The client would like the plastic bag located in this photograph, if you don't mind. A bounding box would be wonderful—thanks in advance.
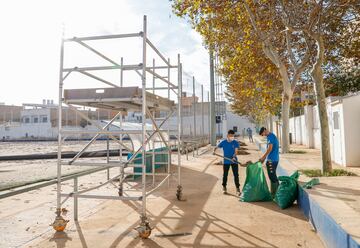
[240,162,272,202]
[274,171,299,209]
[302,178,320,189]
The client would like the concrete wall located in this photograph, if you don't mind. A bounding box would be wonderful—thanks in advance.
[288,93,360,167]
[289,115,306,145]
[342,94,360,166]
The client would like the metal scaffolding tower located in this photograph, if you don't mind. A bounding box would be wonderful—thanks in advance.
[52,16,183,238]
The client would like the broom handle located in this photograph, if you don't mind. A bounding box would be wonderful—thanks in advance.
[213,153,241,165]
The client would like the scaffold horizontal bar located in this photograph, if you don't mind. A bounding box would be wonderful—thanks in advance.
[60,130,143,135]
[63,64,142,72]
[125,172,171,176]
[64,33,142,42]
[60,162,143,168]
[145,87,178,90]
[60,193,142,201]
[148,65,178,69]
[145,151,169,155]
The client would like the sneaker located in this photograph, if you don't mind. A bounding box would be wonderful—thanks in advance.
[236,188,241,196]
[222,186,227,194]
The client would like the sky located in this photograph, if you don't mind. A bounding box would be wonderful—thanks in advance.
[0,0,210,106]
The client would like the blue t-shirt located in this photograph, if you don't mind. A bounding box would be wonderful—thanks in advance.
[267,132,279,162]
[218,139,240,164]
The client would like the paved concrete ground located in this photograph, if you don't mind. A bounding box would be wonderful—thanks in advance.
[255,137,360,245]
[0,140,323,248]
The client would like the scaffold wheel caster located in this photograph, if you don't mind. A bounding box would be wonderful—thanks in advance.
[176,185,184,201]
[51,215,69,232]
[135,215,152,239]
[118,186,123,196]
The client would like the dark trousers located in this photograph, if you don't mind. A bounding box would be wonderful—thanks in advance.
[266,161,279,183]
[222,164,240,188]
[266,161,279,196]
[248,135,253,143]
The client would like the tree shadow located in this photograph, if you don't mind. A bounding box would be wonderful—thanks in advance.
[107,165,282,248]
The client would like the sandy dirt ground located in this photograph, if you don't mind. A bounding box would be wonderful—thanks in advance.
[0,141,130,190]
[0,140,126,156]
[0,140,323,248]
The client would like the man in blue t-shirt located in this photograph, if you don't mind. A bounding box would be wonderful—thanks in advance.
[259,127,279,197]
[246,127,253,143]
[213,130,240,195]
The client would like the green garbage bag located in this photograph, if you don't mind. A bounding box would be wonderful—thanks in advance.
[240,162,272,202]
[274,171,299,209]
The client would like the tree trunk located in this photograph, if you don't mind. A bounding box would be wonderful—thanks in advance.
[281,89,292,153]
[311,35,332,172]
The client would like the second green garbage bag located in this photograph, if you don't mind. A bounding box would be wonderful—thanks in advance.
[240,162,272,202]
[274,171,299,209]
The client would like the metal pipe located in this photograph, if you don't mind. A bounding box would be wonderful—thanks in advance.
[168,58,171,99]
[74,177,78,221]
[208,91,211,143]
[201,85,204,137]
[63,64,142,72]
[61,162,140,167]
[177,55,182,186]
[141,15,147,218]
[193,76,196,137]
[146,38,170,66]
[76,40,119,66]
[209,50,216,145]
[77,70,119,88]
[145,87,178,90]
[56,35,65,215]
[152,59,155,94]
[146,108,170,148]
[152,110,155,186]
[106,126,110,180]
[69,112,122,164]
[120,57,124,87]
[145,68,178,95]
[60,194,142,201]
[145,175,171,197]
[60,130,144,135]
[124,110,174,169]
[66,104,132,151]
[64,32,141,42]
[119,112,124,194]
[0,165,114,199]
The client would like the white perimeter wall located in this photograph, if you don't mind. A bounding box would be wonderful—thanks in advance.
[286,94,360,167]
[342,94,360,166]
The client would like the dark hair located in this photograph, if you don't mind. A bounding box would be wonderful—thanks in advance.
[228,130,235,135]
[259,127,266,135]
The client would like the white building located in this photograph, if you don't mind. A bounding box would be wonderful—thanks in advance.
[274,92,360,167]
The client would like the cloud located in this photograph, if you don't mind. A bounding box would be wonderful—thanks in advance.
[0,0,209,105]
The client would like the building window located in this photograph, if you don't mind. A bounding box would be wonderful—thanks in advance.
[40,115,48,123]
[233,126,238,132]
[333,112,340,130]
[23,116,30,124]
[33,116,39,123]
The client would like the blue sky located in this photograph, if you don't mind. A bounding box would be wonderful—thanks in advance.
[0,0,210,105]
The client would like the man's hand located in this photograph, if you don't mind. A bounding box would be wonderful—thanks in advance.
[259,157,265,163]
